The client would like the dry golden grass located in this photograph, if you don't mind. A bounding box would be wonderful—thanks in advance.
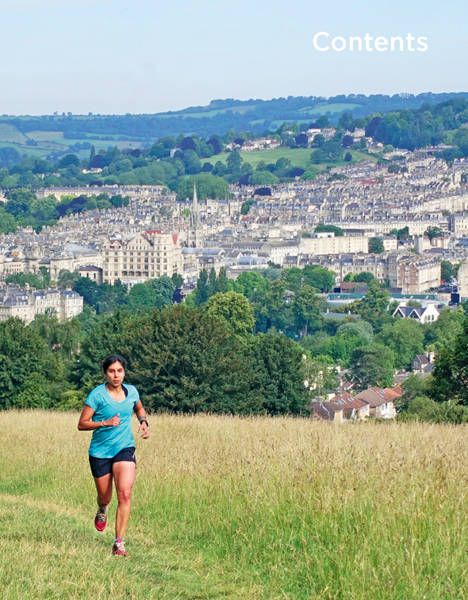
[1,411,468,599]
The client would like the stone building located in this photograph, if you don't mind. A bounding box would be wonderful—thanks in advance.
[101,230,184,285]
[299,232,368,256]
[0,284,83,324]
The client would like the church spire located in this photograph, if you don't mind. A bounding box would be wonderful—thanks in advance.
[187,182,203,247]
[191,183,201,228]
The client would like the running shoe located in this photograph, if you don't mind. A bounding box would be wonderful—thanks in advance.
[94,506,108,532]
[112,540,128,556]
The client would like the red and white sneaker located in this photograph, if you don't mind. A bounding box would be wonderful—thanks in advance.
[94,506,108,532]
[112,539,128,556]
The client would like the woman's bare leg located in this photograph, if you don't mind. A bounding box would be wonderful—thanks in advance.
[94,473,113,509]
[112,461,136,539]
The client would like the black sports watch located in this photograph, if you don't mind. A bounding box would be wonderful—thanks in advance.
[139,417,148,426]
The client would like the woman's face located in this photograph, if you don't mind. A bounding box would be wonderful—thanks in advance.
[105,361,125,387]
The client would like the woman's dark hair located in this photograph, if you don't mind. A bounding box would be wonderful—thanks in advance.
[102,355,127,373]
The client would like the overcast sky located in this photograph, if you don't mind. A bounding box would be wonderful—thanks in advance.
[0,0,466,115]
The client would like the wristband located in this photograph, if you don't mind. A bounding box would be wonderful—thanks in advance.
[100,421,105,428]
[139,417,148,426]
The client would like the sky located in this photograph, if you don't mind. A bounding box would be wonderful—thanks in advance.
[0,0,466,115]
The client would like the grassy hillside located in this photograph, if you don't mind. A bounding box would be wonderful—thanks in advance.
[1,411,467,599]
[202,148,375,171]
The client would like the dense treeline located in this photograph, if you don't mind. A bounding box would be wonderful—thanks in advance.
[5,92,468,140]
[0,188,130,233]
[340,98,468,158]
[2,260,468,420]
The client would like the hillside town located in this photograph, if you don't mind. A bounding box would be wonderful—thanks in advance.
[1,147,468,418]
[2,151,468,294]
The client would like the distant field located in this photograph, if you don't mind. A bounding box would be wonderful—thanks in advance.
[1,411,468,599]
[0,123,27,143]
[159,104,258,119]
[299,102,362,116]
[202,147,375,170]
[28,130,64,141]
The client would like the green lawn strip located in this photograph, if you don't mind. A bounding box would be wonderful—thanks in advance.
[0,495,254,600]
[201,148,375,171]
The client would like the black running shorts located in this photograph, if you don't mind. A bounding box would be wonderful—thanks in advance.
[89,447,136,478]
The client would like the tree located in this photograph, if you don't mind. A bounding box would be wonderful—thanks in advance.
[216,267,229,294]
[349,344,395,390]
[128,283,155,308]
[249,171,279,186]
[177,174,230,201]
[29,196,57,222]
[389,226,409,241]
[206,292,255,338]
[440,260,459,283]
[315,224,344,237]
[0,318,58,408]
[339,112,354,130]
[352,282,391,330]
[311,134,325,147]
[337,320,374,344]
[281,265,335,293]
[255,280,290,333]
[316,116,329,128]
[226,150,243,174]
[425,226,444,240]
[58,154,80,169]
[250,331,311,415]
[232,270,270,298]
[146,275,175,307]
[376,319,424,370]
[369,237,385,254]
[0,208,17,234]
[171,273,184,288]
[6,272,44,289]
[424,306,465,351]
[159,205,173,219]
[71,305,261,414]
[195,269,209,306]
[353,272,376,284]
[291,285,323,336]
[207,267,218,299]
[14,373,51,409]
[344,152,352,162]
[4,188,36,217]
[341,135,354,148]
[57,269,80,289]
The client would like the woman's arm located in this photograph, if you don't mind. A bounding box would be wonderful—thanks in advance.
[77,404,120,431]
[134,400,149,439]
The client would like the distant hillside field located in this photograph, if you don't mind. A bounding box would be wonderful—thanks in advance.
[202,148,376,170]
[1,411,467,599]
[0,123,27,143]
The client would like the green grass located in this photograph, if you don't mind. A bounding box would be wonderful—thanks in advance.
[0,123,27,143]
[1,411,468,599]
[159,105,258,119]
[202,148,376,171]
[27,130,65,141]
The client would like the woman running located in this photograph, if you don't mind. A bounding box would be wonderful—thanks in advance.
[78,355,149,556]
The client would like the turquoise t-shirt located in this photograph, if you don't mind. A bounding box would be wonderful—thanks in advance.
[85,383,140,459]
